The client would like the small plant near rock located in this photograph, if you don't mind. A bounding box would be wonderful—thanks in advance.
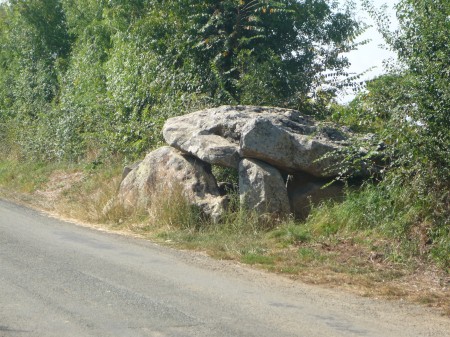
[146,182,207,231]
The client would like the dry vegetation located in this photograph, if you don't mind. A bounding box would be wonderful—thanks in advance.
[0,161,448,317]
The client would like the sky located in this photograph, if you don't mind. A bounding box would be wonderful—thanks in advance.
[338,0,399,101]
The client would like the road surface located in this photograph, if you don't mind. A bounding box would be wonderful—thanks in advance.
[0,199,449,337]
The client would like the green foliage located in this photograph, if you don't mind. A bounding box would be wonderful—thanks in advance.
[327,1,449,270]
[0,0,360,162]
[395,1,450,179]
[178,0,361,106]
[12,0,72,58]
[329,74,416,132]
[360,0,450,182]
[305,182,449,269]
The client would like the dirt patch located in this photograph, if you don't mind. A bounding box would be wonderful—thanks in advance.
[34,171,84,201]
[33,171,85,209]
[272,237,450,316]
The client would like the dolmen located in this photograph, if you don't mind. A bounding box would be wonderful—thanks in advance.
[117,105,366,222]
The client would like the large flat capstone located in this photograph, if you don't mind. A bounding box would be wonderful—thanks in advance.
[163,105,351,177]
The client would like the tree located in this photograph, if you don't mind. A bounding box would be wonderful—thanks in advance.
[394,0,450,180]
[12,0,72,58]
[170,0,361,106]
[361,0,450,180]
[0,0,362,161]
[347,0,450,266]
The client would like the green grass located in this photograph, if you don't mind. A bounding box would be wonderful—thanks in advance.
[1,156,447,271]
[0,160,58,193]
[304,182,449,270]
[241,252,275,266]
[0,156,448,313]
[270,223,312,247]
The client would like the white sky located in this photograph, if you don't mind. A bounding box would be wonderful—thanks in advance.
[339,0,399,101]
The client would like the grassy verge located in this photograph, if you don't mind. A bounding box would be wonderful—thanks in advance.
[0,157,448,315]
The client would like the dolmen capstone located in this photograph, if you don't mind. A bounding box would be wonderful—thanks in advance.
[118,105,364,221]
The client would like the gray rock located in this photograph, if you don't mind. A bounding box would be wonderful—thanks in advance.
[122,160,142,180]
[163,105,350,177]
[240,118,341,177]
[239,159,290,216]
[118,146,226,221]
[287,172,344,220]
[163,107,244,169]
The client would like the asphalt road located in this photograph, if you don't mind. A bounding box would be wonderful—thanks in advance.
[1,199,449,337]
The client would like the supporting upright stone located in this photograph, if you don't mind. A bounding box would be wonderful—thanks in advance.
[118,146,227,221]
[239,159,290,216]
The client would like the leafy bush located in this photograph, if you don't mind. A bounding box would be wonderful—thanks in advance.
[321,1,450,269]
[0,0,361,163]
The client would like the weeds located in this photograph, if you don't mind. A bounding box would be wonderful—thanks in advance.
[146,182,206,230]
[0,157,448,313]
[0,160,60,194]
[242,252,275,266]
[305,182,449,270]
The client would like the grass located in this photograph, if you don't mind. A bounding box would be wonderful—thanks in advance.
[0,160,58,193]
[0,156,448,315]
[145,182,207,230]
[241,252,275,266]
